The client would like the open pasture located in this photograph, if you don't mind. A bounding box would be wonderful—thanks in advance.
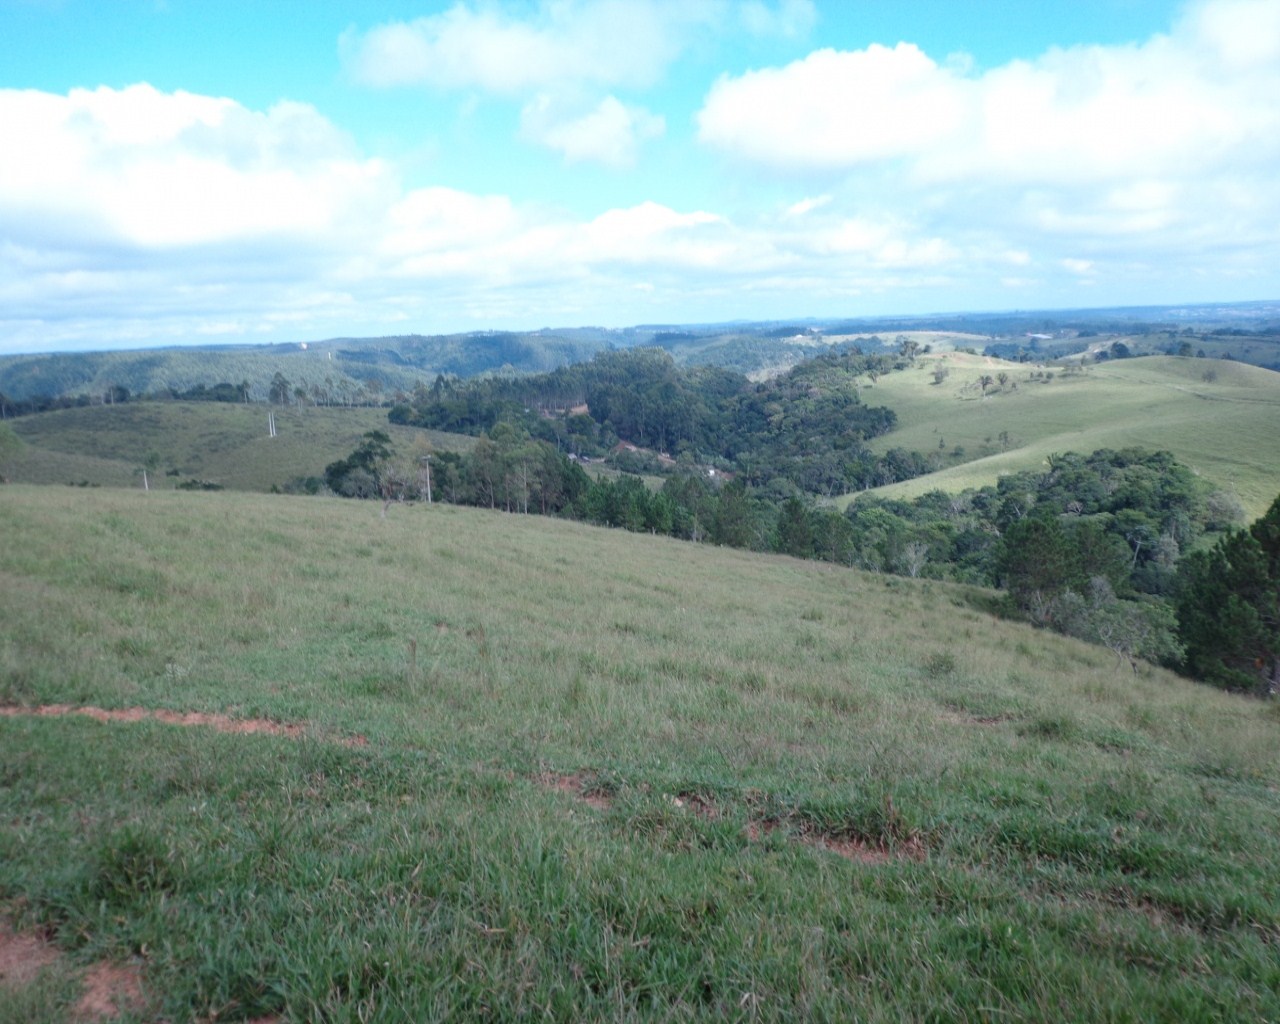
[854,355,1280,518]
[1,486,1278,1021]
[5,403,472,493]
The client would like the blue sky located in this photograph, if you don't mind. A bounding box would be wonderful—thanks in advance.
[1,0,1276,353]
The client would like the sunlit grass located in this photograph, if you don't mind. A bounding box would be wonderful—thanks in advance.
[853,354,1280,518]
[1,486,1278,1021]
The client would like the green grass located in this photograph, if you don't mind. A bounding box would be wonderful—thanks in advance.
[6,403,473,492]
[1,485,1278,1021]
[852,354,1280,519]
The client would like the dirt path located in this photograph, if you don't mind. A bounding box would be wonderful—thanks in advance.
[0,704,367,746]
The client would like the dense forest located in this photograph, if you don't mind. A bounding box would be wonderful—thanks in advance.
[388,346,927,496]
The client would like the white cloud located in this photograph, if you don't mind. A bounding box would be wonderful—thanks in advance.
[0,84,390,250]
[695,0,1280,294]
[520,94,665,167]
[341,0,718,94]
[381,187,521,259]
[700,1,1280,184]
[1183,0,1280,67]
[0,82,805,348]
[784,195,831,217]
[699,44,967,169]
[5,2,1280,361]
[340,0,821,170]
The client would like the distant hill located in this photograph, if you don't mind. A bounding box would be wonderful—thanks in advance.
[8,346,1280,519]
[4,300,1278,406]
[0,331,618,404]
[852,353,1280,519]
[4,403,474,492]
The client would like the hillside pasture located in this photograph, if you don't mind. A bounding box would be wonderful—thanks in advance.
[1,486,1278,1021]
[5,402,473,492]
[853,354,1280,518]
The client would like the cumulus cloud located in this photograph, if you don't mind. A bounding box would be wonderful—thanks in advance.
[341,0,718,94]
[696,0,1280,291]
[5,0,1279,356]
[699,0,1280,182]
[784,195,831,217]
[340,0,728,168]
[0,82,797,348]
[0,84,390,250]
[520,94,665,167]
[700,43,967,169]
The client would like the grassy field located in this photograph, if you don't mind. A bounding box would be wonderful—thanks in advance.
[852,354,1280,518]
[4,404,473,493]
[1,485,1278,1021]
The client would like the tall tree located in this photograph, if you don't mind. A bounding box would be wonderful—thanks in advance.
[1176,494,1280,694]
[774,497,813,558]
[996,516,1083,622]
[268,372,292,406]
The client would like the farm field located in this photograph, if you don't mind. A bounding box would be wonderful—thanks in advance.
[854,354,1280,519]
[2,486,1278,1021]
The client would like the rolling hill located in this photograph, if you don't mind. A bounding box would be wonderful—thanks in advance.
[853,353,1280,519]
[1,486,1278,1021]
[3,403,474,493]
[4,301,1277,411]
[8,348,1280,524]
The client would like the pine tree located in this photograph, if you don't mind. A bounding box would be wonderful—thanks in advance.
[996,516,1083,622]
[1176,494,1280,694]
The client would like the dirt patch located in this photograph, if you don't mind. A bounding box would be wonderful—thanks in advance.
[745,818,927,865]
[743,818,782,843]
[2,919,147,1022]
[0,704,366,747]
[0,704,304,737]
[802,831,928,865]
[537,772,613,810]
[0,921,59,989]
[76,960,145,1021]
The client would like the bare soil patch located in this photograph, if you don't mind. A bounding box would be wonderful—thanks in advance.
[746,817,927,865]
[0,704,366,747]
[0,703,304,737]
[76,960,145,1021]
[802,830,928,865]
[1,919,147,1022]
[537,772,613,810]
[0,920,59,989]
[539,772,927,866]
